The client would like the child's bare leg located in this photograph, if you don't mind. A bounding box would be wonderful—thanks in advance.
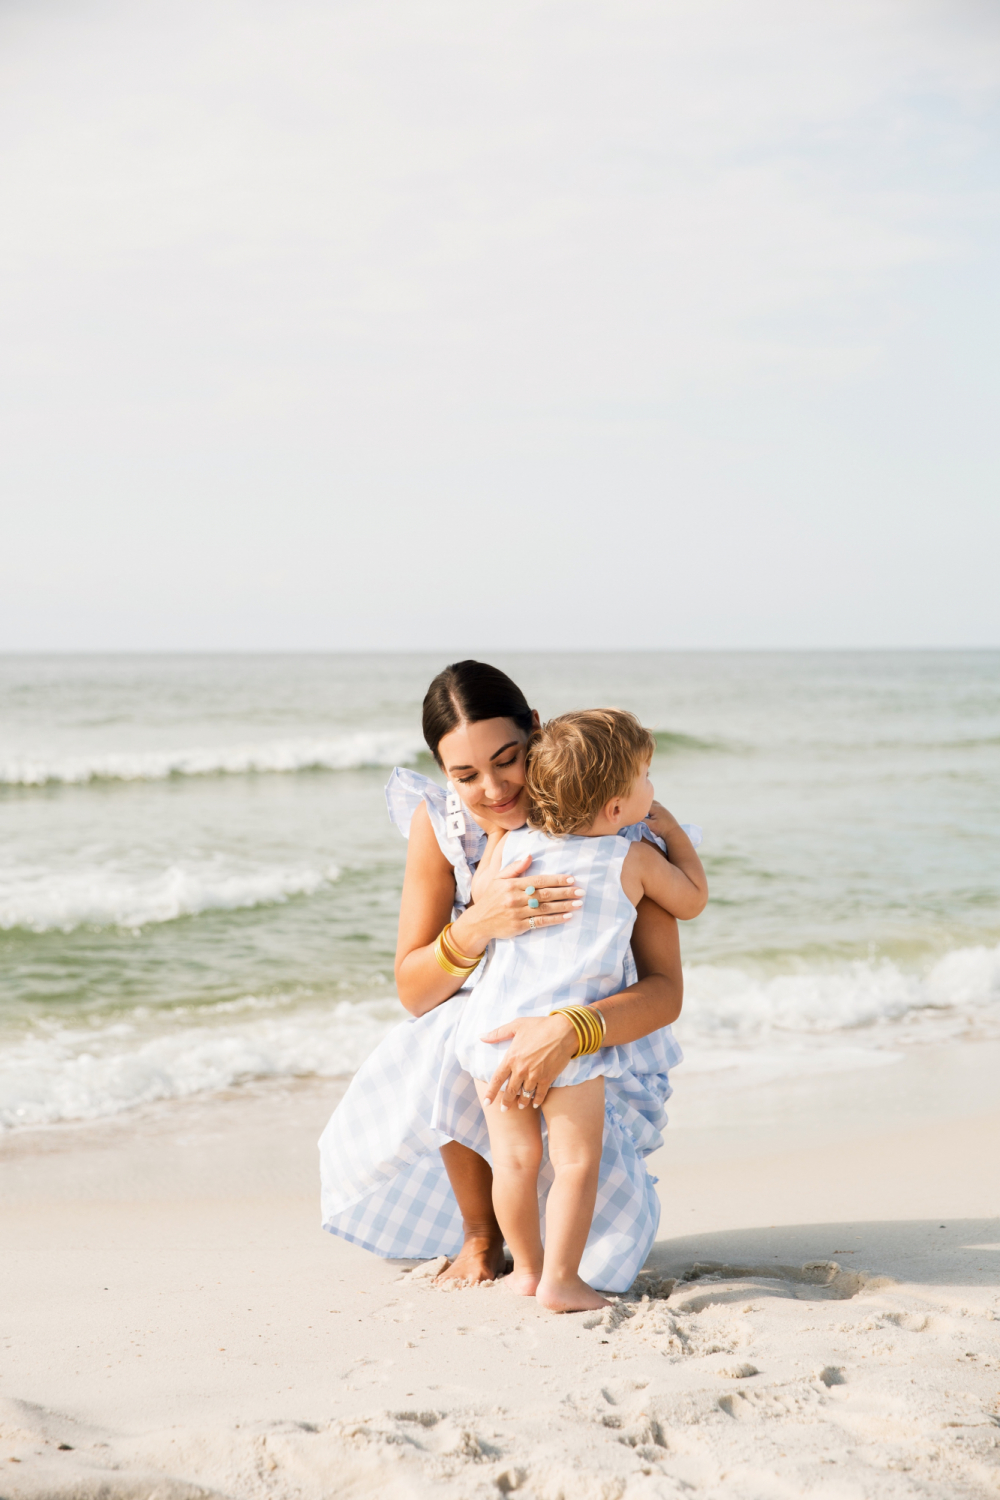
[537,1077,609,1313]
[474,1080,544,1295]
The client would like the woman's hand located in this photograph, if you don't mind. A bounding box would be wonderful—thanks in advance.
[456,841,582,951]
[477,899,685,1108]
[478,1013,578,1112]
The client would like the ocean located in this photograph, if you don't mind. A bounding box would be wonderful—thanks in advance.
[1,651,998,1131]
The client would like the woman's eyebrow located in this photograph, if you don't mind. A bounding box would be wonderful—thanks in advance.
[446,740,519,774]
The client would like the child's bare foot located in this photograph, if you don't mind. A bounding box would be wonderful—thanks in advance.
[503,1268,541,1297]
[435,1233,507,1286]
[537,1273,610,1313]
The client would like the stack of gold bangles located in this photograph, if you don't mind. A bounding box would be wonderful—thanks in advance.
[550,1004,607,1056]
[433,923,482,979]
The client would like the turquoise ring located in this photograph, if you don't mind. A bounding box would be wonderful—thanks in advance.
[528,897,540,909]
[525,886,535,895]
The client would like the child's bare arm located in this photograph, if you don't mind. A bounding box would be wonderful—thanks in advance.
[621,838,707,919]
[639,802,708,918]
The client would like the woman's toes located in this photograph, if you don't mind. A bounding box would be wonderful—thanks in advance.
[435,1239,506,1286]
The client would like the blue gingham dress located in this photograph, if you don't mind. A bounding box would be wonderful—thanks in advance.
[455,826,642,1087]
[318,768,685,1293]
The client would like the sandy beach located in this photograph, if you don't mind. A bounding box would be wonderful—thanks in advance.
[3,1041,998,1500]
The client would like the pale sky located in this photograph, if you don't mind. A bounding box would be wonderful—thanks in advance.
[1,0,998,650]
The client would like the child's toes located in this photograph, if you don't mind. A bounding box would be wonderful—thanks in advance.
[537,1278,609,1313]
[503,1271,540,1297]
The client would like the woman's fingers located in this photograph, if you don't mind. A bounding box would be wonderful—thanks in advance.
[481,1014,577,1108]
[482,1060,509,1106]
[479,1023,517,1043]
[538,876,583,892]
[502,1067,540,1111]
[524,874,582,894]
[529,1078,551,1109]
[498,866,575,891]
[536,888,584,910]
[492,872,585,938]
[515,1075,539,1109]
[482,1064,533,1109]
[498,1068,524,1112]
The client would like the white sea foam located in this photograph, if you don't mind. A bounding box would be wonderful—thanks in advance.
[680,942,1000,1045]
[0,999,399,1129]
[0,860,340,932]
[0,730,424,786]
[1,942,998,1130]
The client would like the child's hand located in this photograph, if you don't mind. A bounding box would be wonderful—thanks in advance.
[643,800,680,841]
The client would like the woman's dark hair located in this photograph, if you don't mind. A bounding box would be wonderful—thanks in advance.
[422,660,534,766]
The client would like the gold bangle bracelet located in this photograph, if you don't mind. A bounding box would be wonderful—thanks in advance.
[433,924,480,978]
[433,936,474,978]
[439,923,482,969]
[550,1004,607,1057]
[572,1010,601,1055]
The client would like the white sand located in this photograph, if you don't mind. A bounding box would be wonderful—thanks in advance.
[2,1048,999,1499]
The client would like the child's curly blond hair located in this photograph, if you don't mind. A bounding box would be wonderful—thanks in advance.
[525,709,655,837]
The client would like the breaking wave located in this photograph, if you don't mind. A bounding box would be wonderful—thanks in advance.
[0,998,399,1130]
[0,860,340,932]
[682,942,1000,1043]
[2,942,998,1129]
[0,731,425,787]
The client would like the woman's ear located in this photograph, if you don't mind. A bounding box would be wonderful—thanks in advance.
[530,708,541,731]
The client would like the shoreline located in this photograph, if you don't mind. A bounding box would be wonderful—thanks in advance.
[2,1046,999,1498]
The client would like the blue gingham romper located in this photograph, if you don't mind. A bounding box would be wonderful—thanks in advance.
[318,768,687,1293]
[455,825,645,1088]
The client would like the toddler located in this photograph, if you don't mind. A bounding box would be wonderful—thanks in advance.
[454,709,702,1312]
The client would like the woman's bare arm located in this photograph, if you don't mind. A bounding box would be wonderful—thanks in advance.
[479,898,683,1107]
[600,897,683,1035]
[394,803,469,1016]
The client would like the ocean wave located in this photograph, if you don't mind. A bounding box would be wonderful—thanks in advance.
[680,941,1000,1045]
[1,941,998,1130]
[0,999,399,1129]
[650,730,729,754]
[0,731,425,787]
[0,860,340,932]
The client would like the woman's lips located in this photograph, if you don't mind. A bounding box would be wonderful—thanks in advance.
[486,793,520,813]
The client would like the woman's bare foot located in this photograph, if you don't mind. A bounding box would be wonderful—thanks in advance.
[537,1273,610,1313]
[502,1268,540,1297]
[434,1232,507,1286]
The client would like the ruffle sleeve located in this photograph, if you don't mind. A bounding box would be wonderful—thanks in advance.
[385,766,487,912]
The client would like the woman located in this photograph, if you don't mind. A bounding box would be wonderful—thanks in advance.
[319,661,705,1292]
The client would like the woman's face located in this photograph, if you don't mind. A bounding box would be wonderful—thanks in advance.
[436,714,539,833]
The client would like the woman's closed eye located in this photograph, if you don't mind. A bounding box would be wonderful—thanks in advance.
[457,753,518,785]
